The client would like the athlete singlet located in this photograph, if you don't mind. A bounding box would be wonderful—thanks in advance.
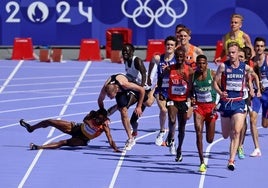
[108,74,126,92]
[81,122,104,140]
[259,56,268,90]
[125,56,142,84]
[224,30,245,50]
[155,54,176,98]
[221,61,246,99]
[168,63,190,102]
[193,69,217,103]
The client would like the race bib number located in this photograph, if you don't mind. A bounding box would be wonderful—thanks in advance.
[196,92,212,102]
[226,81,242,91]
[171,85,186,95]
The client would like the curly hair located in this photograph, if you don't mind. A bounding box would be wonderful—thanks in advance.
[83,108,109,126]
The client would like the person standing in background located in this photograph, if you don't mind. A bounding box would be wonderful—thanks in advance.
[214,13,254,64]
[177,27,203,70]
[175,24,187,48]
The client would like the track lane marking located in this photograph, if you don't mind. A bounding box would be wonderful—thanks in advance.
[47,61,92,138]
[0,60,23,93]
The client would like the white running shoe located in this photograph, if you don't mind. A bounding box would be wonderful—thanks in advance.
[250,148,261,157]
[125,138,136,151]
[155,131,166,146]
[169,140,176,155]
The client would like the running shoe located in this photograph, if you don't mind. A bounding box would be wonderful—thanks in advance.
[125,138,136,150]
[19,119,33,133]
[175,152,183,162]
[169,140,176,155]
[250,148,261,157]
[227,160,235,171]
[199,163,207,173]
[155,131,166,146]
[165,137,174,147]
[29,143,38,150]
[237,146,245,159]
[165,138,172,147]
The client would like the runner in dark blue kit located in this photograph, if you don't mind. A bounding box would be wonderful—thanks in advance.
[213,42,256,171]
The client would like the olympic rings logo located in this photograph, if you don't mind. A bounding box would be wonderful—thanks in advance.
[121,0,188,28]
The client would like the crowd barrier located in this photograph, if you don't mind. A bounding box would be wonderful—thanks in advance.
[7,37,220,63]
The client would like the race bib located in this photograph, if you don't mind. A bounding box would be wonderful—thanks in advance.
[171,85,186,95]
[196,92,212,102]
[226,81,242,91]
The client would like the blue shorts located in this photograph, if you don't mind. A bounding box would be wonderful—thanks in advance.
[219,99,246,117]
[261,90,268,118]
[154,87,168,99]
[250,96,261,113]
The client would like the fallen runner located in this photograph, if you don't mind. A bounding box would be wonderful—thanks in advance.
[19,108,121,152]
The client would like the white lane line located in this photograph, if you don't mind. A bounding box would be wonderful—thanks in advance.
[0,60,23,93]
[108,131,157,188]
[4,79,106,87]
[0,92,102,104]
[0,111,93,129]
[108,120,194,188]
[0,73,112,81]
[18,61,92,187]
[109,149,127,188]
[47,61,92,138]
[0,99,115,114]
[198,137,223,188]
[198,125,264,188]
[18,133,67,188]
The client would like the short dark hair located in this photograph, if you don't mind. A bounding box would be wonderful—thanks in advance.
[175,24,186,31]
[242,46,251,55]
[196,54,207,61]
[174,47,186,55]
[97,108,108,117]
[254,37,266,46]
[164,36,178,46]
[123,43,135,52]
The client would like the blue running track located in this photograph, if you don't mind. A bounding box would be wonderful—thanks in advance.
[0,60,267,188]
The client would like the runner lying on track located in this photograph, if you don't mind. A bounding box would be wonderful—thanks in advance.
[19,108,121,152]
